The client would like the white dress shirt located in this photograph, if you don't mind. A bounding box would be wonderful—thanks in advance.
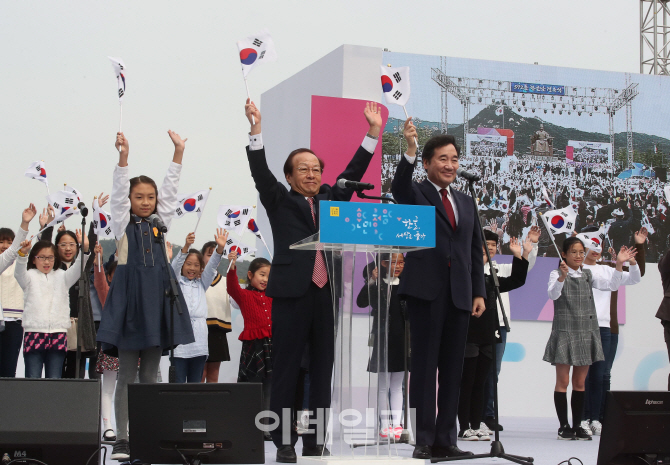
[547,266,623,301]
[403,152,459,225]
[582,263,641,327]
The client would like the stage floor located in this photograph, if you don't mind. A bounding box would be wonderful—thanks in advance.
[102,417,600,464]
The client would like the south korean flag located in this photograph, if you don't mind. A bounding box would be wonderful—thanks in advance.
[217,205,253,236]
[237,29,278,78]
[24,161,49,187]
[543,206,577,235]
[92,198,115,239]
[174,189,210,218]
[224,236,257,262]
[380,66,411,107]
[47,187,81,215]
[108,56,126,102]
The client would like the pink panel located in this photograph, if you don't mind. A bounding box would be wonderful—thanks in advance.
[310,96,388,201]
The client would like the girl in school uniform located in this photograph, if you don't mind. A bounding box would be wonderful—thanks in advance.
[96,130,194,461]
[170,229,228,383]
[200,240,233,383]
[0,204,36,377]
[227,253,272,440]
[544,236,637,440]
[15,226,89,379]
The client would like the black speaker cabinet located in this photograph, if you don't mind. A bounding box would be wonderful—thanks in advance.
[0,378,100,465]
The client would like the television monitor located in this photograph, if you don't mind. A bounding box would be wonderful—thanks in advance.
[128,382,265,464]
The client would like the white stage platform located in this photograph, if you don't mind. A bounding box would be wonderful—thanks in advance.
[101,417,600,465]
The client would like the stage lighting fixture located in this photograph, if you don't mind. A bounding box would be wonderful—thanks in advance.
[522,101,525,106]
[513,100,517,105]
[458,78,462,82]
[478,97,482,103]
[595,106,598,111]
[551,96,554,100]
[498,81,501,86]
[479,80,483,84]
[551,110,555,114]
[591,88,596,93]
[544,109,547,114]
[612,111,615,116]
[589,112,593,116]
[532,109,535,113]
[559,110,563,115]
[524,108,527,112]
[501,99,506,105]
[517,107,521,112]
[582,105,585,110]
[614,89,618,93]
[552,103,556,108]
[568,111,571,115]
[573,87,577,92]
[560,97,563,101]
[562,104,565,108]
[573,105,576,110]
[578,112,582,116]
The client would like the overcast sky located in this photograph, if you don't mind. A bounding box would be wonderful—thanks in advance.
[0,0,642,245]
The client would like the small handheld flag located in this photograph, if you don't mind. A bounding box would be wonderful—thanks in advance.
[248,218,272,259]
[107,56,126,136]
[218,205,253,236]
[576,227,606,253]
[34,207,80,241]
[380,65,411,107]
[174,189,211,219]
[538,213,563,260]
[47,187,82,217]
[24,161,49,193]
[92,198,114,271]
[224,236,258,273]
[237,29,277,79]
[543,206,577,236]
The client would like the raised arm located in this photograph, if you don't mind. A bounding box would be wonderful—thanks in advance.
[331,102,382,201]
[524,225,541,271]
[157,130,186,232]
[93,243,110,306]
[13,253,31,290]
[244,99,286,212]
[111,132,131,239]
[201,229,228,289]
[0,204,34,274]
[633,227,647,276]
[391,117,419,205]
[64,229,89,288]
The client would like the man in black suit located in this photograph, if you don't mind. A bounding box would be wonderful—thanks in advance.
[244,99,382,463]
[391,118,486,459]
[657,249,670,391]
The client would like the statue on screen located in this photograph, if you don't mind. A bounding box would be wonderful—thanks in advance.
[531,123,553,157]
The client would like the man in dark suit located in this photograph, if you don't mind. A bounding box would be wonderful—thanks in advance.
[391,118,486,459]
[244,99,382,463]
[657,249,670,391]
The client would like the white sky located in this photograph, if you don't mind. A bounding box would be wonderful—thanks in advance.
[0,0,643,245]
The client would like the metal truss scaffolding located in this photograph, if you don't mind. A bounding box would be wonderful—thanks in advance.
[641,0,670,75]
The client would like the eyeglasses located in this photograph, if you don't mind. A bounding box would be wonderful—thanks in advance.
[36,256,55,262]
[296,166,322,175]
[58,243,77,248]
[569,251,586,257]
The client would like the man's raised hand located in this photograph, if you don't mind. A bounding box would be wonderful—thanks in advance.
[364,102,382,138]
[404,117,418,156]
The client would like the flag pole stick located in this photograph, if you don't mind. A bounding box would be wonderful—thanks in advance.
[402,105,418,148]
[539,213,563,261]
[118,102,123,153]
[227,259,234,274]
[243,72,256,125]
[193,187,212,234]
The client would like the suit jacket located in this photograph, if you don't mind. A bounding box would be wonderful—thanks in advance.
[247,144,374,299]
[656,249,670,321]
[391,156,486,311]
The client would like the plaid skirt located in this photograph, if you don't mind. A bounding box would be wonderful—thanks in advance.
[238,337,272,382]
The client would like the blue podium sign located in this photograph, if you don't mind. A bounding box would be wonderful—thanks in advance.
[318,201,435,248]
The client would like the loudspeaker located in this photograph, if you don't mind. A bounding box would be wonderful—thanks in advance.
[655,167,667,182]
[0,378,100,465]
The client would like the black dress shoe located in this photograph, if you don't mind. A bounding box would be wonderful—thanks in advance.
[485,417,503,431]
[302,445,331,456]
[412,445,432,459]
[433,445,474,458]
[276,445,297,463]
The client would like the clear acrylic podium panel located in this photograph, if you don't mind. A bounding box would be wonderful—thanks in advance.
[291,233,431,460]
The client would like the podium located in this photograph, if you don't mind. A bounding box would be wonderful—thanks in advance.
[290,201,435,463]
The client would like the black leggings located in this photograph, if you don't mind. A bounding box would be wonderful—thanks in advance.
[458,350,493,431]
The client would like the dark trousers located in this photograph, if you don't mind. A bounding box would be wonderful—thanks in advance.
[0,320,24,377]
[62,350,87,379]
[484,326,507,418]
[585,327,612,422]
[174,355,208,383]
[459,349,493,431]
[407,286,470,448]
[270,283,334,448]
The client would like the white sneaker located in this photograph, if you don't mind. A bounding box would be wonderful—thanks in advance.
[580,420,593,436]
[590,420,602,436]
[475,428,491,441]
[479,422,493,435]
[296,410,309,434]
[458,429,479,441]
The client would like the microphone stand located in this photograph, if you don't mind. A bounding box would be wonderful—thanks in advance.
[75,208,89,379]
[154,227,183,384]
[432,178,533,465]
[355,189,397,204]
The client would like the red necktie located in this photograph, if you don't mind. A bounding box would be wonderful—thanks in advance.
[440,188,457,230]
[307,197,328,288]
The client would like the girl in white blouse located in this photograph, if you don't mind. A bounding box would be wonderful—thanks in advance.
[171,229,228,383]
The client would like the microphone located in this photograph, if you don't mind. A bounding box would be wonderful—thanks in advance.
[337,178,375,191]
[456,168,481,182]
[77,202,89,217]
[148,214,167,233]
